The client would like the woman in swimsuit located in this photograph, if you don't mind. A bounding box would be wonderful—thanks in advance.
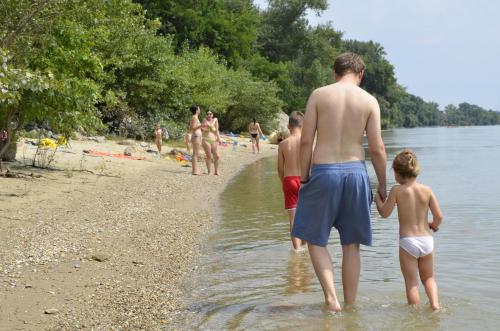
[248,118,264,154]
[190,105,204,175]
[201,111,221,175]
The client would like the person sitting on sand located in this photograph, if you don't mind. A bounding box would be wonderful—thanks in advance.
[375,149,443,310]
[201,110,221,175]
[248,118,264,154]
[277,111,307,251]
[154,123,162,155]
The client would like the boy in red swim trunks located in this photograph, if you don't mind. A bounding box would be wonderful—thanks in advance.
[278,111,307,251]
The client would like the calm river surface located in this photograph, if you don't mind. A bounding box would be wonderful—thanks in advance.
[180,126,500,330]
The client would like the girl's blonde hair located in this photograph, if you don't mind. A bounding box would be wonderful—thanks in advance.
[392,149,420,178]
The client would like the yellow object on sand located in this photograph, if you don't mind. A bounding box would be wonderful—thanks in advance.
[40,138,58,149]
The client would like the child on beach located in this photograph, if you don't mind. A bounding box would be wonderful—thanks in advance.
[154,123,162,155]
[277,111,307,251]
[375,149,443,310]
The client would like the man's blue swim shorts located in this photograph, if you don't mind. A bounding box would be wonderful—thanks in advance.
[291,161,373,247]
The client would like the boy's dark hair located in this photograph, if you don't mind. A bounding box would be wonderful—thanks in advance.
[190,104,199,114]
[289,111,304,128]
[393,149,420,178]
[333,52,365,77]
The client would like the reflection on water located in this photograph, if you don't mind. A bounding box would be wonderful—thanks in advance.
[180,126,500,330]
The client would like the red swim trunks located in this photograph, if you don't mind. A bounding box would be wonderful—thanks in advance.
[282,176,301,210]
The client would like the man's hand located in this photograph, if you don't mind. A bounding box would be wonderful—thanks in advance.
[377,185,387,202]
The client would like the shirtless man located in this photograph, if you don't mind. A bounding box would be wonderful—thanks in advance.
[291,52,387,312]
[278,111,307,251]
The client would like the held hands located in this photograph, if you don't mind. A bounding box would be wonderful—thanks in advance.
[377,185,387,202]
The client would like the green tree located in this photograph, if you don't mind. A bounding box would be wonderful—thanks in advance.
[135,0,261,67]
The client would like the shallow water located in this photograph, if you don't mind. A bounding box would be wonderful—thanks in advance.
[180,126,500,330]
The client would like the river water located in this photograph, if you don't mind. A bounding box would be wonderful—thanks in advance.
[179,126,500,330]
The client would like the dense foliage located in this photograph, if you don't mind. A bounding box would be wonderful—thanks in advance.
[1,0,498,160]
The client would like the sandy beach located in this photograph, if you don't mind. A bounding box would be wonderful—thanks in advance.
[0,136,275,330]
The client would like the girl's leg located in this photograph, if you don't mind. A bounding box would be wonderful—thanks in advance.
[191,138,201,175]
[211,142,220,175]
[202,141,212,174]
[156,138,161,154]
[256,136,260,153]
[251,138,256,154]
[399,248,421,305]
[418,252,440,310]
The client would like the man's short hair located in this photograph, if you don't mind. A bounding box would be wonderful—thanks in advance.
[289,111,304,128]
[333,52,365,77]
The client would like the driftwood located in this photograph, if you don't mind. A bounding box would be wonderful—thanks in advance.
[0,169,42,179]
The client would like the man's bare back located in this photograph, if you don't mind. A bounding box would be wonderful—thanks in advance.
[306,82,380,164]
[301,79,386,199]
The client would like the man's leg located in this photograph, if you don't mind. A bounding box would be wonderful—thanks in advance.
[342,243,360,305]
[308,243,341,312]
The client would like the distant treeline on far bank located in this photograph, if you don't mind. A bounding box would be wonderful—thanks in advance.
[1,1,499,160]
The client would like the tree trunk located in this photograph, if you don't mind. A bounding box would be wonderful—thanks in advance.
[0,140,17,161]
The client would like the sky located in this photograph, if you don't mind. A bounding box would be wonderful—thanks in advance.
[255,0,500,110]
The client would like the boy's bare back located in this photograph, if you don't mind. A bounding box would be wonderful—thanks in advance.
[278,134,301,177]
[391,182,439,237]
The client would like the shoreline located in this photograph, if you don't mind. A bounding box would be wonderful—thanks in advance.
[0,137,275,330]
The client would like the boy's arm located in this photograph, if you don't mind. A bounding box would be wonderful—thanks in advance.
[375,186,397,218]
[429,189,443,231]
[277,143,284,183]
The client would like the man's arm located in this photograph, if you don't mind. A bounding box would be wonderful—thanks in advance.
[277,143,284,183]
[366,98,387,200]
[300,90,318,182]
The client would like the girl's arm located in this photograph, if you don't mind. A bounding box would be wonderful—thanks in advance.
[429,189,443,231]
[375,186,397,218]
[257,123,264,136]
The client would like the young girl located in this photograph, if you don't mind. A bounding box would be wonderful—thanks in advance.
[375,149,443,310]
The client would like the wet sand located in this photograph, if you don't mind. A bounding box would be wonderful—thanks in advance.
[0,137,275,330]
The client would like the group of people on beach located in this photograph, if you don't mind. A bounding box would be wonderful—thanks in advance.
[277,52,443,312]
[185,104,266,175]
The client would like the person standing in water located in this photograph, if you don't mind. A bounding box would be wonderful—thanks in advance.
[291,52,387,312]
[189,104,204,175]
[248,118,264,154]
[201,110,221,175]
[278,111,307,251]
[375,149,443,310]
